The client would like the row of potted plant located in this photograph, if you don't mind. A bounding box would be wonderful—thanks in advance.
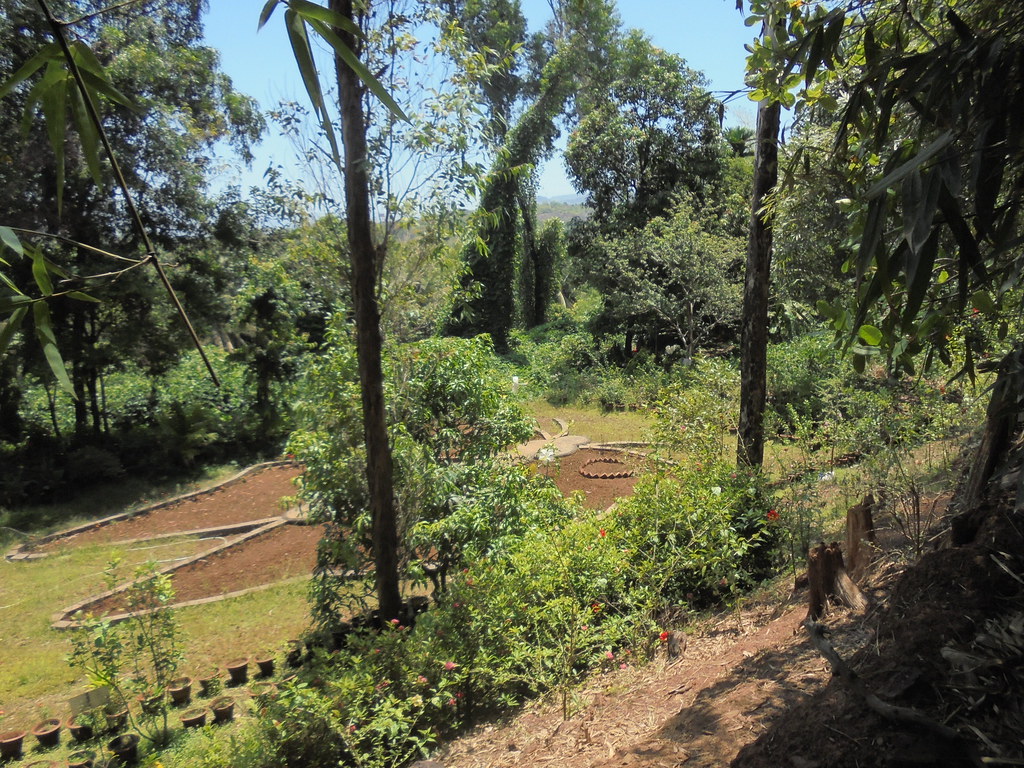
[0,653,279,764]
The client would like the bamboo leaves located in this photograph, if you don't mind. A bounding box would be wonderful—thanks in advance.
[258,0,408,172]
[0,39,135,214]
[0,229,93,393]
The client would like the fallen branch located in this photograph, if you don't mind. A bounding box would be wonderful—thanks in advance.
[805,621,982,767]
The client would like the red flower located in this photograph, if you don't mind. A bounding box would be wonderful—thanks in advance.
[659,631,670,642]
[766,509,780,523]
[599,528,607,538]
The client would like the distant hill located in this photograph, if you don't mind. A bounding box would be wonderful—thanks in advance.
[537,193,586,205]
[536,200,590,224]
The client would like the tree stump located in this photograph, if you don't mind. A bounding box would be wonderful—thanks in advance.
[806,541,868,620]
[845,493,877,582]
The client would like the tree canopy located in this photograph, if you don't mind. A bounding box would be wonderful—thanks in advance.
[565,29,723,230]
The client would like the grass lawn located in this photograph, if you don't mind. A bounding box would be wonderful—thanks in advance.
[0,463,314,748]
[526,400,652,443]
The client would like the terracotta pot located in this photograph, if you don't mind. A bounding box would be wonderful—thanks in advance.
[255,656,275,677]
[250,681,278,702]
[66,715,94,742]
[104,705,129,733]
[32,718,62,748]
[285,640,303,668]
[168,677,192,706]
[226,657,249,685]
[0,730,26,761]
[198,669,221,697]
[210,696,235,724]
[137,691,162,717]
[108,732,140,765]
[68,749,96,768]
[180,708,206,729]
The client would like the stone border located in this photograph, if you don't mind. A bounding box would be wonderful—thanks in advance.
[51,518,299,629]
[6,460,299,562]
[578,457,634,479]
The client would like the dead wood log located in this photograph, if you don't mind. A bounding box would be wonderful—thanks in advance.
[805,621,982,767]
[956,346,1024,519]
[807,541,868,620]
[845,494,877,582]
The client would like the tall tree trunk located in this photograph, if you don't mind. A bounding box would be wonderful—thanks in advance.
[736,89,780,469]
[71,309,88,438]
[332,0,403,622]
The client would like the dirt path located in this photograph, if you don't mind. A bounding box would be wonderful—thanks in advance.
[434,599,853,768]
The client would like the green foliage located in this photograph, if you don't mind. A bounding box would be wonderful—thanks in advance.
[589,201,744,358]
[745,0,1024,377]
[289,328,535,628]
[247,443,773,767]
[565,29,724,229]
[648,356,740,464]
[68,558,183,746]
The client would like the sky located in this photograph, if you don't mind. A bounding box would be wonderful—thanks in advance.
[202,0,760,200]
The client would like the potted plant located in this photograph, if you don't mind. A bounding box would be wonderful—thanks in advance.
[210,696,235,724]
[168,676,192,706]
[68,749,97,768]
[197,669,221,697]
[103,702,129,733]
[179,709,206,729]
[255,654,275,678]
[69,560,183,750]
[136,688,163,717]
[285,640,303,668]
[32,718,62,748]
[108,732,140,765]
[225,657,249,685]
[67,709,102,742]
[0,730,26,761]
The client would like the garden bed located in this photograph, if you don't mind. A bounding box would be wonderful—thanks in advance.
[58,521,325,624]
[535,446,644,510]
[25,463,301,555]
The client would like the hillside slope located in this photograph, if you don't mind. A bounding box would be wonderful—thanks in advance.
[431,493,1024,768]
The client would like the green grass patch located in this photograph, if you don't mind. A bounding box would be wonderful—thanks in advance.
[525,400,651,443]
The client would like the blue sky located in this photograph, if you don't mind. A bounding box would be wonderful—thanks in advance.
[203,0,759,199]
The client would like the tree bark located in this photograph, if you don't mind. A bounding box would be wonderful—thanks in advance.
[845,493,877,582]
[736,92,780,469]
[956,345,1024,518]
[806,541,867,620]
[332,0,403,622]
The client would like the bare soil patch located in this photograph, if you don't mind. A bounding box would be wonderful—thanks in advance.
[538,448,642,510]
[39,464,301,551]
[86,523,325,614]
[61,450,642,615]
[435,599,853,768]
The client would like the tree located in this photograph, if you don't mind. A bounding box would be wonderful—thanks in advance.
[0,0,262,441]
[324,0,403,621]
[290,333,533,628]
[565,29,724,230]
[589,201,743,358]
[440,0,528,143]
[747,0,1024,493]
[725,125,755,158]
[263,0,501,621]
[447,44,574,350]
[448,0,621,349]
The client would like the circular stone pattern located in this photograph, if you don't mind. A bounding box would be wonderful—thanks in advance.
[578,457,633,480]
